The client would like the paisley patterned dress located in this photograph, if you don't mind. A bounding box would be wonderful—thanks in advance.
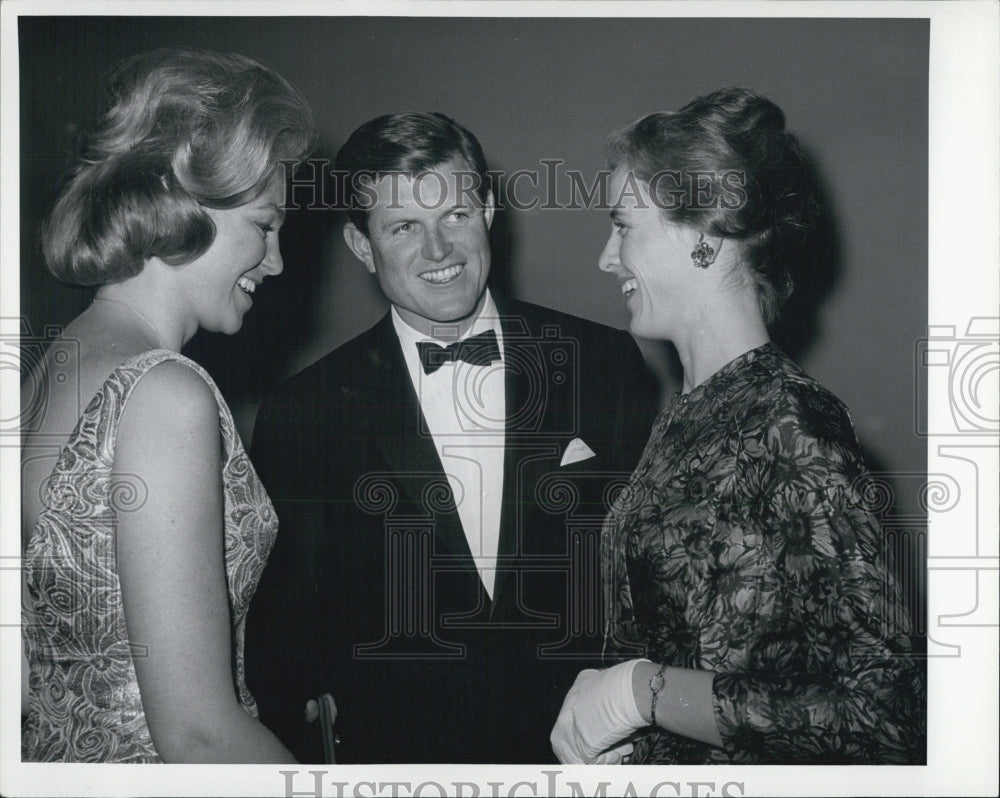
[22,350,279,762]
[603,344,925,764]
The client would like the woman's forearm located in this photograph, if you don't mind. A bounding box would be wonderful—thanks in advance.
[152,706,296,763]
[631,661,724,749]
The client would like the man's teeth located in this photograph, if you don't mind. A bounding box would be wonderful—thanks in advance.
[621,279,638,297]
[419,264,463,284]
[238,277,256,294]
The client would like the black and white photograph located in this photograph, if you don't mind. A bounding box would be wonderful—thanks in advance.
[1,2,997,796]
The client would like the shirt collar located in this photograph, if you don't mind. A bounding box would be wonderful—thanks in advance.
[392,290,501,345]
[391,290,504,379]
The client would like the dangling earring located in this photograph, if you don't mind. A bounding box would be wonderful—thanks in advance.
[691,233,716,269]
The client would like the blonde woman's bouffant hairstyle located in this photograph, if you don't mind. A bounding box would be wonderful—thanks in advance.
[43,48,315,286]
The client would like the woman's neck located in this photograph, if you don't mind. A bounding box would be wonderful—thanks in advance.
[93,277,188,352]
[672,291,770,394]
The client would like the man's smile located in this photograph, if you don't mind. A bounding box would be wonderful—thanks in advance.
[418,263,465,284]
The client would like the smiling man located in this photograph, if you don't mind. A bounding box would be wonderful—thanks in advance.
[246,113,658,763]
[344,152,493,338]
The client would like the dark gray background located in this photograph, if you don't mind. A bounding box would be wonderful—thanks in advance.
[19,16,928,570]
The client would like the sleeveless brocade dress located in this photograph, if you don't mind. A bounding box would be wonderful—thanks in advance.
[22,350,279,762]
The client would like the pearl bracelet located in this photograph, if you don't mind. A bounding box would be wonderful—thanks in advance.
[648,664,667,726]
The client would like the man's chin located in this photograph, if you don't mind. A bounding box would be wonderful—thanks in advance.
[403,292,489,336]
[431,289,488,322]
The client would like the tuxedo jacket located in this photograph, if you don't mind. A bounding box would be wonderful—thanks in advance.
[246,298,657,763]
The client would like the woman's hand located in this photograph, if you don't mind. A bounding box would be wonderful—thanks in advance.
[550,660,650,764]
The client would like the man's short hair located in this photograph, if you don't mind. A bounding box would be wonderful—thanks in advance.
[335,112,491,236]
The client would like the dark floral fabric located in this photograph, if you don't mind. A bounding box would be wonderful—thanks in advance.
[602,344,925,764]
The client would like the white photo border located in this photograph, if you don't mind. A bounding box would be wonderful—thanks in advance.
[1,1,997,796]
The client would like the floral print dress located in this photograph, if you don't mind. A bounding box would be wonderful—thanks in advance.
[603,344,925,763]
[22,350,279,762]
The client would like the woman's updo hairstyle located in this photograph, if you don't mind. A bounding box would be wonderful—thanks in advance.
[606,87,821,325]
[43,48,315,286]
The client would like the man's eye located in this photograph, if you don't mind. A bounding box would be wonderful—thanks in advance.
[613,222,627,236]
[394,223,414,235]
[257,223,274,238]
[450,211,470,222]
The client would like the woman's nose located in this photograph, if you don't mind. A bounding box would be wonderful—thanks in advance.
[262,235,284,276]
[597,231,619,273]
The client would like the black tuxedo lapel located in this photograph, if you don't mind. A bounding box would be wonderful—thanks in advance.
[492,301,575,606]
[363,316,476,564]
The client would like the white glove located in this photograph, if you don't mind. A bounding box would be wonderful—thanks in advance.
[550,659,649,764]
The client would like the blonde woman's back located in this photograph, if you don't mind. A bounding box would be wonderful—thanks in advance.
[21,312,151,541]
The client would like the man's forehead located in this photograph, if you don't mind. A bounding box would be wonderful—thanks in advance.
[368,160,473,184]
[363,159,484,211]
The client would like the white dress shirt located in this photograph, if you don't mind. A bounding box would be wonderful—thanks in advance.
[391,291,506,598]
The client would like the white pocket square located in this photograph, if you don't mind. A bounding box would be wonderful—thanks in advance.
[560,438,597,466]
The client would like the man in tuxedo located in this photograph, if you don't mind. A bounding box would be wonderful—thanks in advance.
[247,112,657,763]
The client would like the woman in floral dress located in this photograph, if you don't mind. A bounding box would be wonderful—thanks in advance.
[550,87,924,765]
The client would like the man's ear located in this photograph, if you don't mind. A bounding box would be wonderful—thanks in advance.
[343,222,376,274]
[483,191,495,230]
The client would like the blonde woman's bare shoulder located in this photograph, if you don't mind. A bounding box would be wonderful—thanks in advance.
[117,359,220,446]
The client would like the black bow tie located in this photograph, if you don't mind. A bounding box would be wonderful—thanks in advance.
[417,329,502,374]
